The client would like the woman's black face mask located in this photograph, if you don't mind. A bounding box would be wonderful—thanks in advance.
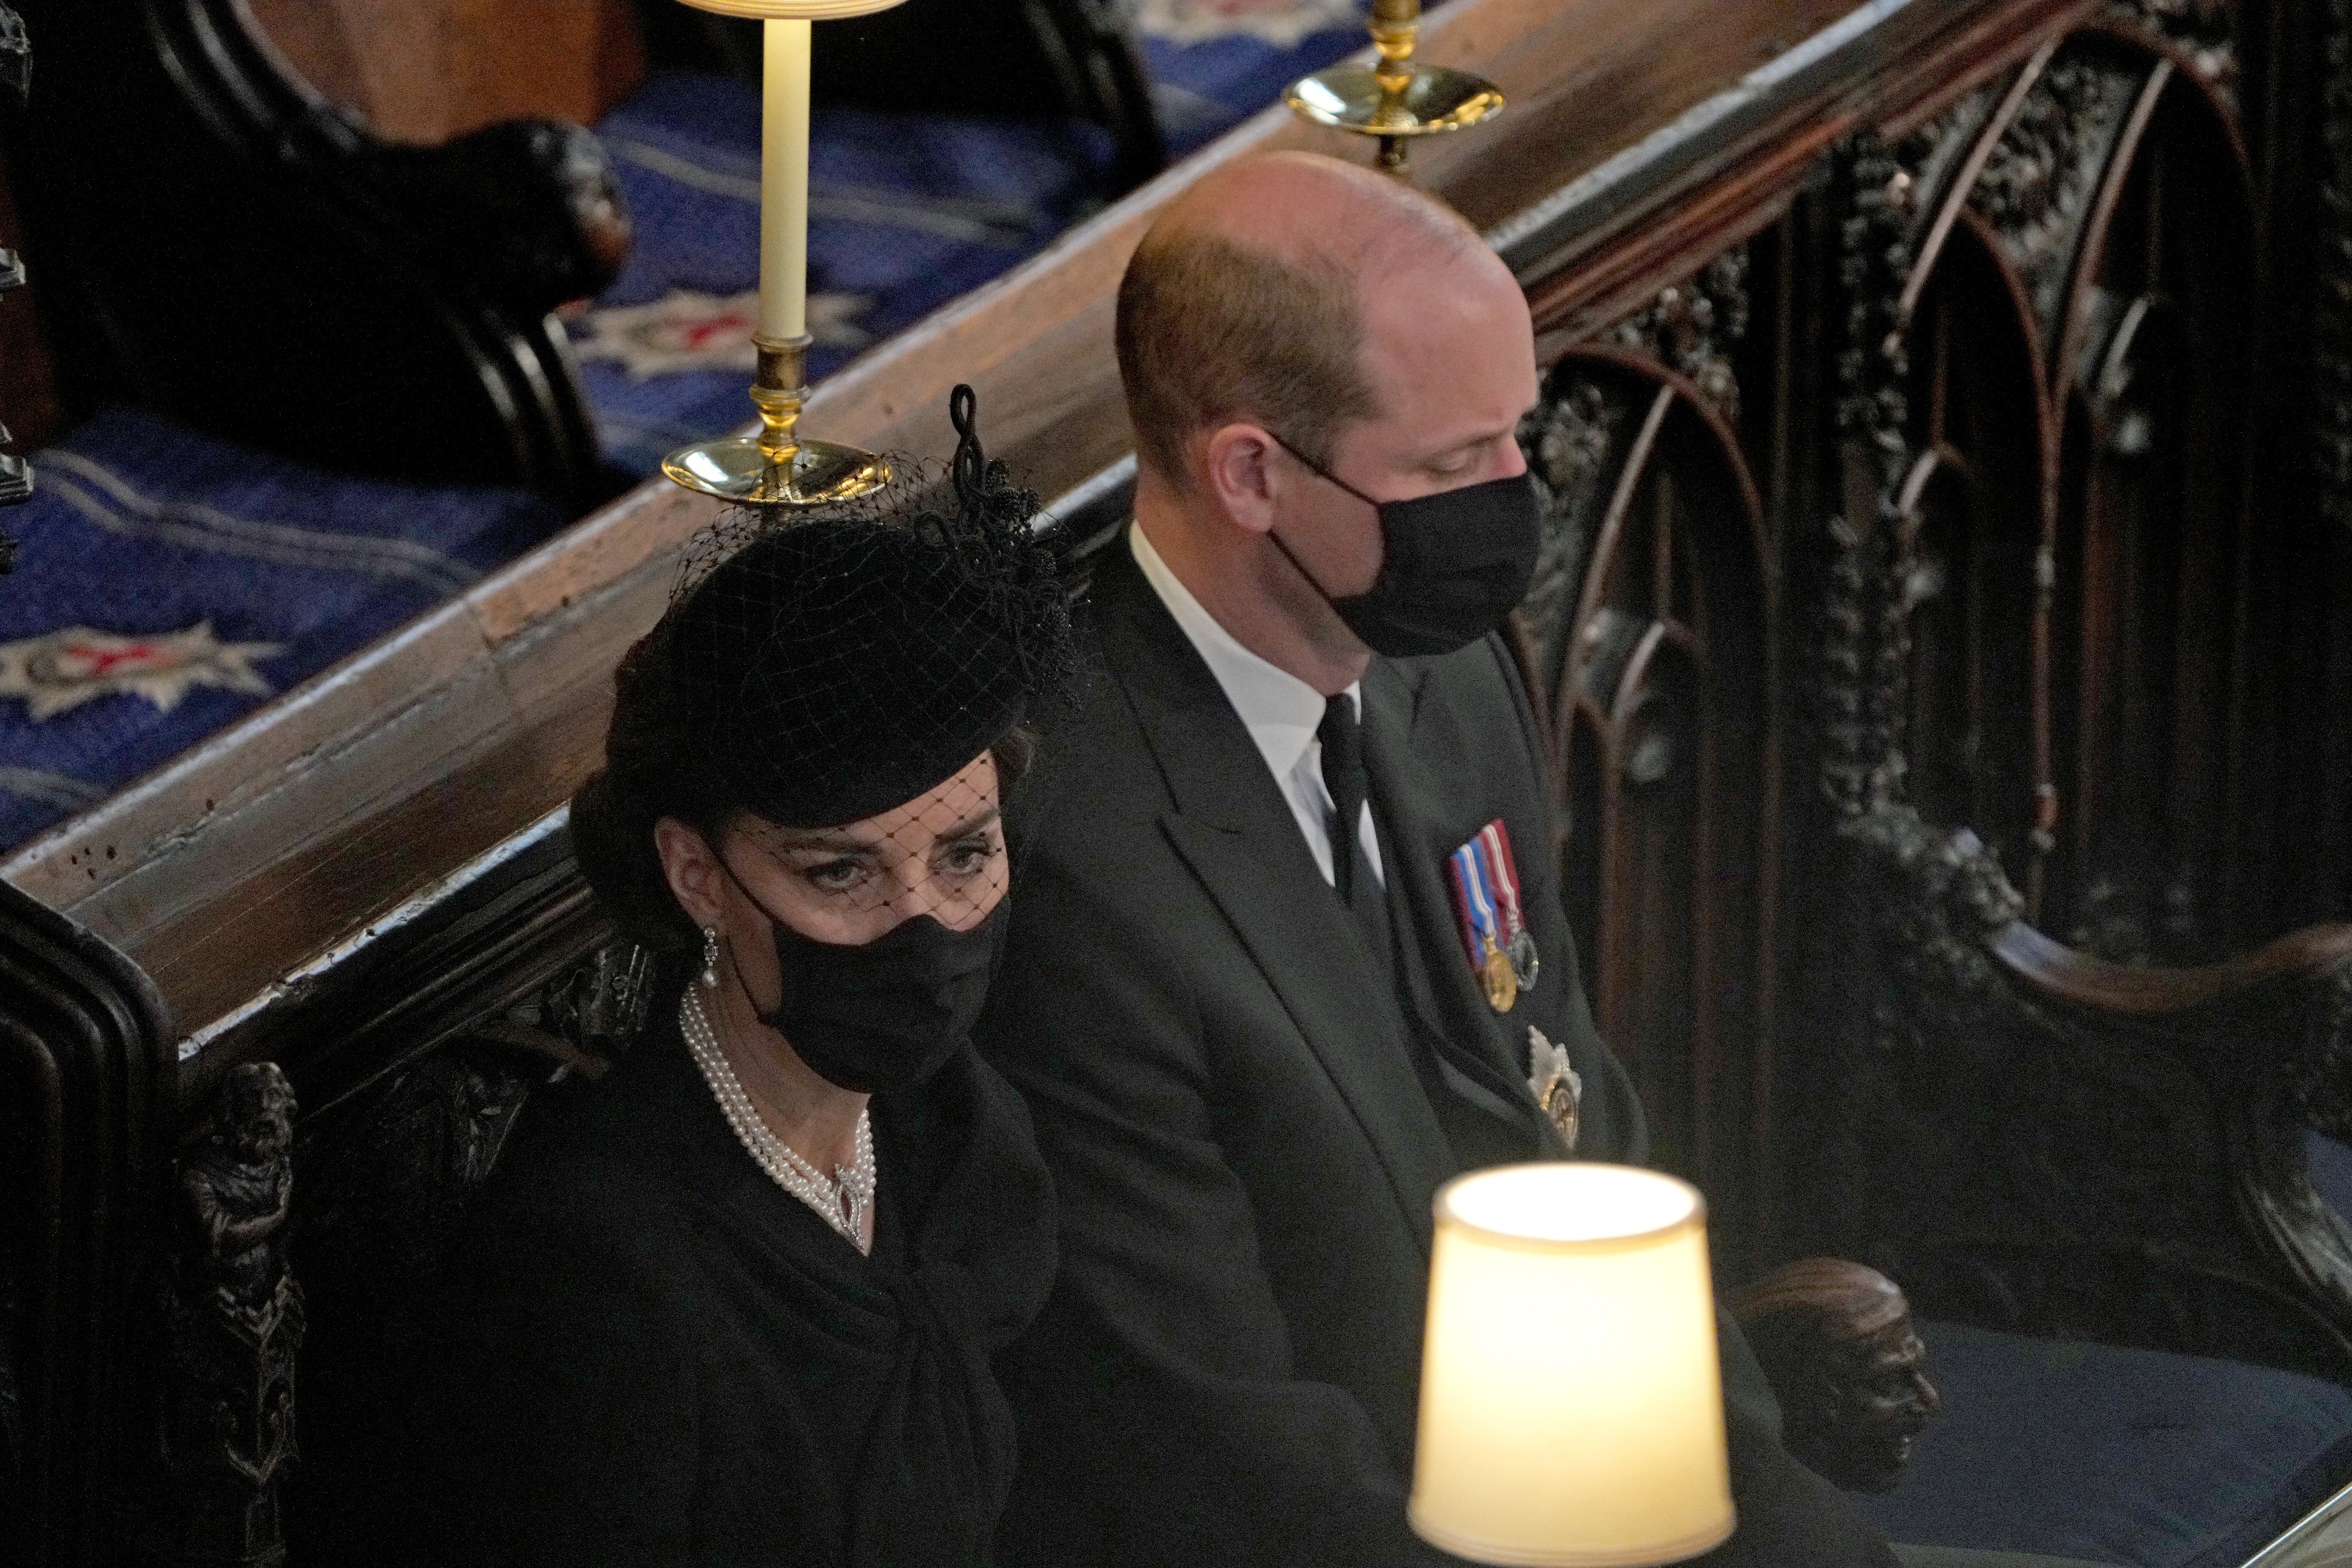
[1263,434,1541,660]
[720,858,1009,1095]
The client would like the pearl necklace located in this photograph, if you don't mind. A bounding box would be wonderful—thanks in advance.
[678,986,875,1254]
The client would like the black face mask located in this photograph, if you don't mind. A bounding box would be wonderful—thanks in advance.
[1264,436,1542,659]
[722,860,1010,1094]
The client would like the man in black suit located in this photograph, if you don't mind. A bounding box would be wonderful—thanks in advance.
[977,152,2082,1568]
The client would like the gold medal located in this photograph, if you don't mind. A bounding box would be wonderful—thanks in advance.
[1480,939,1518,1013]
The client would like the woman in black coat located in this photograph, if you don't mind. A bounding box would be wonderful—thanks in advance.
[376,392,1073,1567]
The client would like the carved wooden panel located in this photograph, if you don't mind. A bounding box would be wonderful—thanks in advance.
[1877,28,2271,964]
[1513,320,1777,1239]
[1508,0,2352,1313]
[1763,0,2352,1380]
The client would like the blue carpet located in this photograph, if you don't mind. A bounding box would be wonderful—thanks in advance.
[1138,0,1372,160]
[0,409,568,849]
[2311,1130,2352,1225]
[1857,1320,2352,1567]
[578,5,1376,476]
[578,72,1122,476]
[3,6,1382,847]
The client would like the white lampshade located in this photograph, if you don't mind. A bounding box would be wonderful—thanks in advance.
[673,0,904,17]
[1410,1164,1735,1567]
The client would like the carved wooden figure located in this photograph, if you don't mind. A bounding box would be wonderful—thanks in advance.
[167,1063,303,1568]
[1735,1257,1944,1493]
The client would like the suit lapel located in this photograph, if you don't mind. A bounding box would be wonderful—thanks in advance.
[1089,539,1458,1251]
[1362,659,1562,1157]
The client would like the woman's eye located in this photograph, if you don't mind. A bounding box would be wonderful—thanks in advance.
[941,836,998,875]
[803,859,868,892]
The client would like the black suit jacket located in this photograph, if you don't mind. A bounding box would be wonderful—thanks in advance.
[978,534,1895,1568]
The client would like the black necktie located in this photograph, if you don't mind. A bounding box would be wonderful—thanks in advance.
[1318,694,1370,903]
[1318,694,1393,982]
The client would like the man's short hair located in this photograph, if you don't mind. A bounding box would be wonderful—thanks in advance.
[1115,227,1380,487]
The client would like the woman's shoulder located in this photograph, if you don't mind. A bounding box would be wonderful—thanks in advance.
[443,1036,725,1280]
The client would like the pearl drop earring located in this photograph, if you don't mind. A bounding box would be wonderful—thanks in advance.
[701,926,721,990]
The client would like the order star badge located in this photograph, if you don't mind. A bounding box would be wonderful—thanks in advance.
[1527,1026,1582,1153]
[0,623,285,720]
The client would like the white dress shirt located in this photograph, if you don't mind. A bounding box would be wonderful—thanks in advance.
[1130,524,1385,890]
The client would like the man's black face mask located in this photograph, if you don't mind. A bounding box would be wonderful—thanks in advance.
[721,858,1008,1095]
[1263,434,1542,660]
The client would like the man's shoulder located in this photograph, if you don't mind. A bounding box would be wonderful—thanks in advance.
[1011,629,1168,853]
[1387,632,1544,779]
[1410,632,1525,711]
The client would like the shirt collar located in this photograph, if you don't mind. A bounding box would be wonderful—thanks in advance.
[1130,523,1357,782]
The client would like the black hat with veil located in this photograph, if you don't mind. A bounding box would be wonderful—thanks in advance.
[569,385,1077,951]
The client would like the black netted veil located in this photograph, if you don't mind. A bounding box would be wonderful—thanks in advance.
[652,386,1075,831]
[573,385,1078,953]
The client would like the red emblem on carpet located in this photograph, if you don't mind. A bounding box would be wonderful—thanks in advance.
[0,623,284,720]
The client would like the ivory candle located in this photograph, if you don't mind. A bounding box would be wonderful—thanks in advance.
[759,15,813,343]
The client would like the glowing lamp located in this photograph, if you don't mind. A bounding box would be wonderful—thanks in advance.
[1410,1163,1736,1567]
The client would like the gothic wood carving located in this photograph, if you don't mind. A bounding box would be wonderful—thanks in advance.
[1807,803,2352,1382]
[1604,250,1752,423]
[1863,29,2268,960]
[1733,1257,1942,1494]
[1512,311,1777,1254]
[292,938,655,1313]
[1792,106,2352,1383]
[2104,0,2235,89]
[165,1063,302,1568]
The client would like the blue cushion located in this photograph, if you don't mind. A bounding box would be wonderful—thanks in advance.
[2308,1131,2352,1227]
[1855,1320,2352,1567]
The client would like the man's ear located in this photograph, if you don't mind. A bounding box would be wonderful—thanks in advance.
[655,817,727,931]
[1200,422,1283,537]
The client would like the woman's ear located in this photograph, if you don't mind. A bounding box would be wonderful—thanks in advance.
[654,817,727,931]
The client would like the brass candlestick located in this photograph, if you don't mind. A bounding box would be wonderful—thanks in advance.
[660,0,900,508]
[1284,0,1502,176]
[662,335,890,505]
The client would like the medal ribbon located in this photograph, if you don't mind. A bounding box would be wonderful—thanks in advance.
[1477,821,1528,951]
[1447,838,1503,968]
